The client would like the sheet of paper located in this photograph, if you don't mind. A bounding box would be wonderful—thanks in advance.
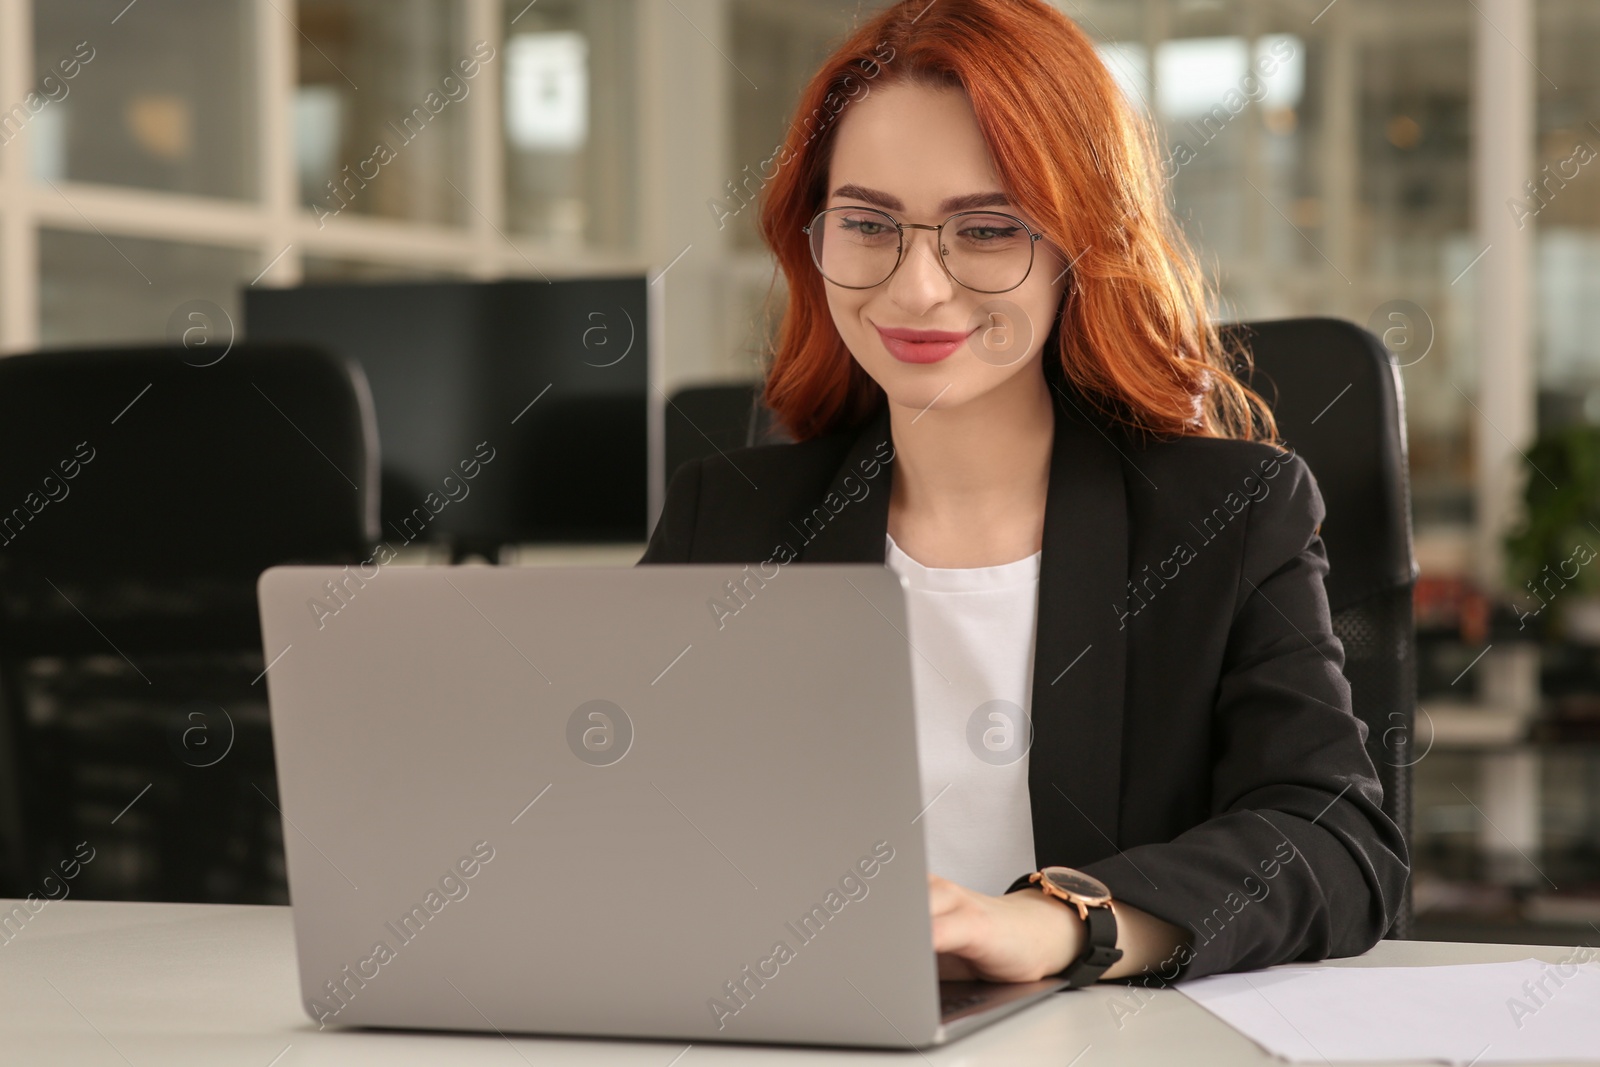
[1177,958,1600,1064]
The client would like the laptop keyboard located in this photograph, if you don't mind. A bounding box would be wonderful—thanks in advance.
[939,986,996,1020]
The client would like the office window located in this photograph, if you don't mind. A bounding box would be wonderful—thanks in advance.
[1347,6,1475,527]
[502,0,637,249]
[1059,0,1477,527]
[0,0,648,355]
[32,0,258,200]
[721,1,893,375]
[726,0,884,254]
[1534,0,1600,428]
[39,229,255,348]
[295,0,471,226]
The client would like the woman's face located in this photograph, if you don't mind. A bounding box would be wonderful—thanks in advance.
[819,82,1068,415]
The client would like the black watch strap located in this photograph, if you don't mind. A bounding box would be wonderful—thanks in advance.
[1005,873,1123,987]
[1058,902,1121,986]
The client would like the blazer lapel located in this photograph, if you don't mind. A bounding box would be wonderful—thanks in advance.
[794,381,1132,865]
[1028,381,1130,868]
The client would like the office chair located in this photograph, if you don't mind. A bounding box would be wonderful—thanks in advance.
[1227,317,1419,939]
[0,343,379,904]
[674,320,1419,937]
[663,382,800,485]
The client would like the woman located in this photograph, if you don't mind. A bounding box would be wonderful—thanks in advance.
[640,0,1407,990]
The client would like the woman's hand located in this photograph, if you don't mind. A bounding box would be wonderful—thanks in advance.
[929,872,1193,983]
[928,873,1084,982]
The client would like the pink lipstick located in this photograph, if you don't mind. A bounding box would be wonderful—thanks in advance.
[874,323,973,364]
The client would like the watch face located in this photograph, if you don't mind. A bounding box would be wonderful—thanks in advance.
[1041,866,1111,904]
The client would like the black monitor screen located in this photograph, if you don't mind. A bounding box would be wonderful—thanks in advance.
[245,277,649,550]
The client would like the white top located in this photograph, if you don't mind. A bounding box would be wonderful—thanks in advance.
[884,531,1041,896]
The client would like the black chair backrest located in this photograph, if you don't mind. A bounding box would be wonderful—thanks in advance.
[1228,317,1419,937]
[0,343,379,904]
[0,343,378,585]
[663,383,768,485]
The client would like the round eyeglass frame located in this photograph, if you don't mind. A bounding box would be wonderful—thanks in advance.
[801,205,1045,294]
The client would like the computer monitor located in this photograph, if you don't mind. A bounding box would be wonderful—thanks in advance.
[245,277,653,555]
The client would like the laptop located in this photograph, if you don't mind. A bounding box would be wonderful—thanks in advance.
[256,563,1069,1048]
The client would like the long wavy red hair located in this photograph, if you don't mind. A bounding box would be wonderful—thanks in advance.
[757,0,1276,445]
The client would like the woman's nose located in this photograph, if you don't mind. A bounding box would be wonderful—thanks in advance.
[886,227,956,314]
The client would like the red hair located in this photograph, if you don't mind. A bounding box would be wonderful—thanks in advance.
[757,0,1276,444]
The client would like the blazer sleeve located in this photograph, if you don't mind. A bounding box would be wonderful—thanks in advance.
[636,459,702,565]
[1081,453,1410,983]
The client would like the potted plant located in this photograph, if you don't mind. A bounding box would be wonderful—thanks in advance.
[1504,424,1600,643]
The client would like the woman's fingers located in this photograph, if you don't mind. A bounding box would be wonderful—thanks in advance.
[927,873,970,919]
[929,888,989,956]
[927,880,1082,983]
[937,952,978,981]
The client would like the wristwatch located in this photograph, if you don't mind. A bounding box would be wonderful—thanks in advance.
[1006,865,1123,987]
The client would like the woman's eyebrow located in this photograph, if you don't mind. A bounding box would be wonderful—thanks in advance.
[830,183,1013,214]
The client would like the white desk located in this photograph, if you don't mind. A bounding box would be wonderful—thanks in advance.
[0,899,1592,1066]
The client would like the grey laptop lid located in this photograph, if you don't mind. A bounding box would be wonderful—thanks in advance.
[258,563,951,1047]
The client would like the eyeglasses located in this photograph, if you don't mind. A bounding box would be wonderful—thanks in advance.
[802,206,1044,293]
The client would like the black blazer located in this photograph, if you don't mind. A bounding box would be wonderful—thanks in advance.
[637,372,1409,983]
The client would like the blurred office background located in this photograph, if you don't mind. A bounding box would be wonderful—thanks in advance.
[0,0,1596,944]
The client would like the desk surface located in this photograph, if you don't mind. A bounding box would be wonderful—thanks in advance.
[0,899,1591,1066]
